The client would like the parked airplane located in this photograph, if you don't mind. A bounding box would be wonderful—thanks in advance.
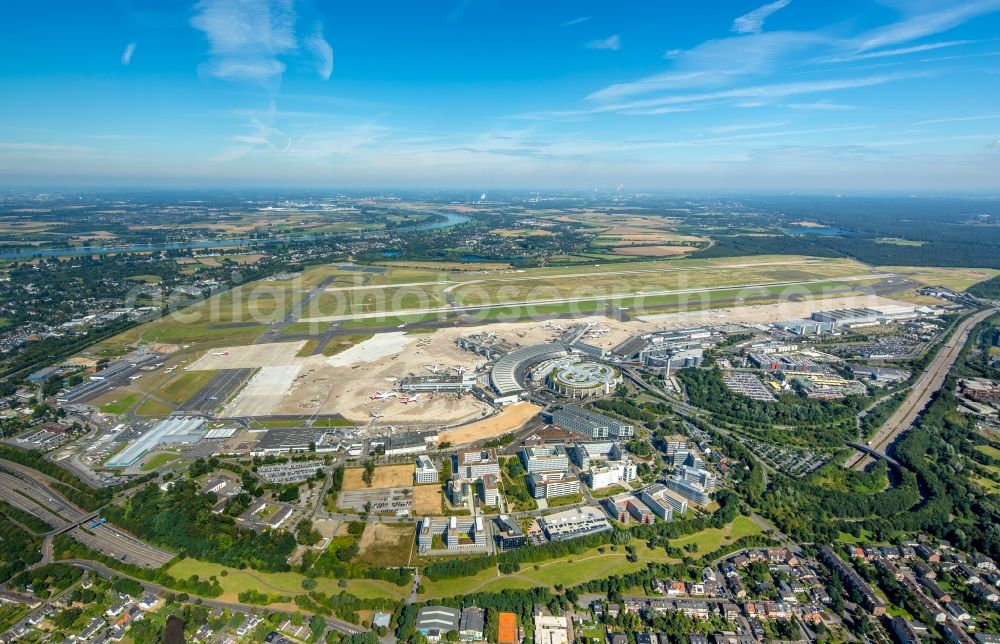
[400,394,421,405]
[369,391,396,400]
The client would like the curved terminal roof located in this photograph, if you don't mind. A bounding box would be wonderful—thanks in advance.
[490,343,567,396]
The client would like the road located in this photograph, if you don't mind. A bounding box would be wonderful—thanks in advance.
[846,307,995,470]
[0,462,173,568]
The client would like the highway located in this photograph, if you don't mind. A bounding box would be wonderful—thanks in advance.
[846,307,996,470]
[0,463,173,568]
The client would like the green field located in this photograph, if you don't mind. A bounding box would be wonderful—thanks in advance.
[419,538,677,599]
[99,393,141,415]
[321,334,374,356]
[667,516,763,554]
[140,452,179,471]
[165,558,409,604]
[134,398,174,417]
[976,445,1000,460]
[419,518,762,599]
[158,370,219,404]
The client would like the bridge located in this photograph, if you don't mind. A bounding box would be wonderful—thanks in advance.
[845,442,901,468]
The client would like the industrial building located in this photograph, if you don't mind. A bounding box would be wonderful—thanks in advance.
[811,307,881,328]
[370,430,437,456]
[250,427,324,456]
[772,319,834,335]
[105,416,207,468]
[611,328,712,372]
[848,364,910,384]
[550,405,633,439]
[539,506,612,542]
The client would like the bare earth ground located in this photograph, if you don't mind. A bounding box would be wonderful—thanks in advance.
[342,464,415,491]
[412,485,443,515]
[436,401,541,445]
[357,523,416,567]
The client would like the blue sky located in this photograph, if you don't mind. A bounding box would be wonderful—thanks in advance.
[2,0,1000,190]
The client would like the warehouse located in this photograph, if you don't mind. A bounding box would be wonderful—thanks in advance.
[105,416,207,468]
[250,427,324,456]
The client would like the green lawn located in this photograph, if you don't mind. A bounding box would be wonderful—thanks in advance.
[99,393,141,415]
[419,538,677,599]
[158,370,219,404]
[976,444,1000,460]
[134,398,174,417]
[165,558,408,604]
[140,452,179,471]
[667,516,763,554]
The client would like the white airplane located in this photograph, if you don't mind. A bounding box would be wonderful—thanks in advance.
[212,351,229,356]
[426,364,442,374]
[129,375,142,381]
[369,391,397,400]
[369,411,385,419]
[400,394,421,405]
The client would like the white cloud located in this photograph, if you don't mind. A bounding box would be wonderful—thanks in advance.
[851,0,1000,51]
[817,39,975,63]
[121,42,137,66]
[732,0,792,35]
[532,73,917,119]
[306,26,333,80]
[190,0,298,84]
[562,16,591,27]
[587,35,621,51]
[587,31,825,103]
[784,100,858,110]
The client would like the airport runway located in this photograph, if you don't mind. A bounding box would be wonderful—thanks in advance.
[302,274,892,322]
[177,368,253,413]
